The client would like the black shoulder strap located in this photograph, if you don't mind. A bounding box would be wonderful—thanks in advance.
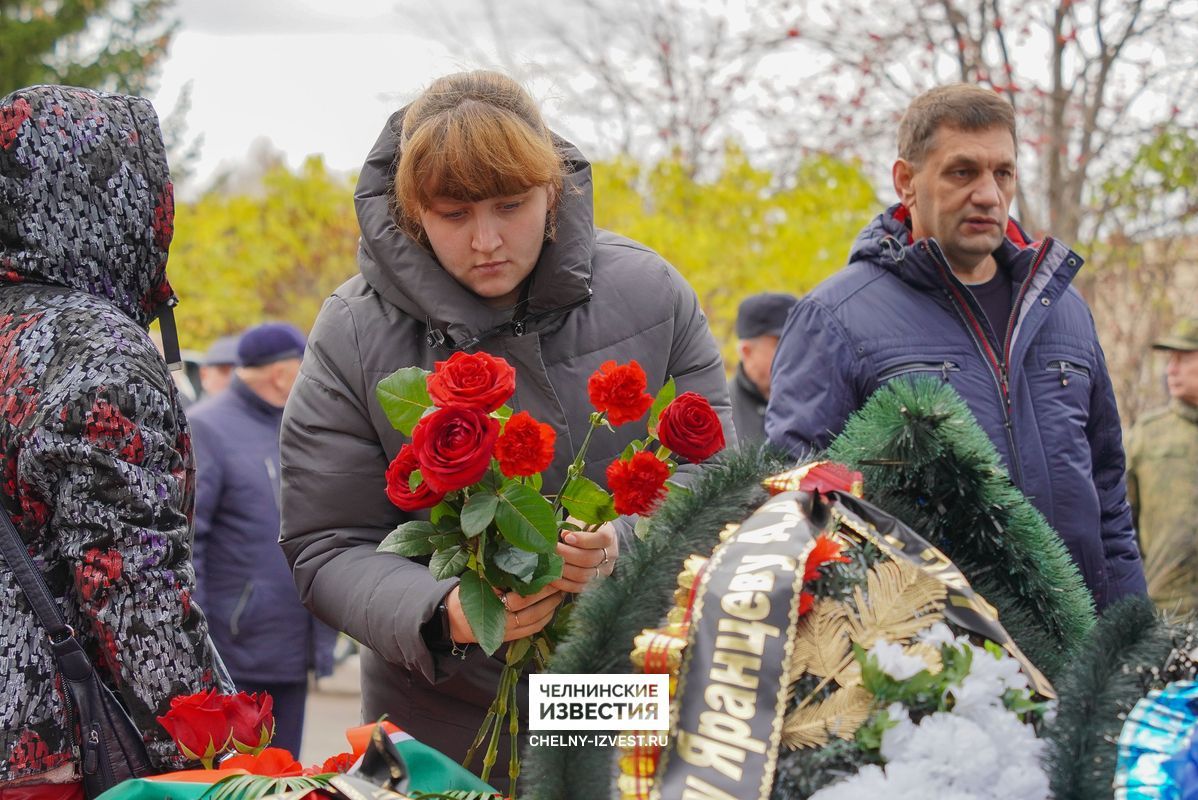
[0,503,73,642]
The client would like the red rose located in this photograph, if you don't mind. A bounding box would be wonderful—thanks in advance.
[223,691,275,755]
[587,360,654,426]
[606,451,670,516]
[657,392,725,462]
[411,406,500,493]
[427,351,516,412]
[156,688,234,766]
[494,411,556,478]
[221,747,305,776]
[385,444,446,511]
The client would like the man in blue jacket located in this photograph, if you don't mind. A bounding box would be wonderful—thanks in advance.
[191,323,338,756]
[766,83,1146,611]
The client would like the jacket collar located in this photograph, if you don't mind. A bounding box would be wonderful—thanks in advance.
[735,364,767,407]
[851,203,1081,295]
[354,107,594,351]
[230,375,284,420]
[1171,398,1198,425]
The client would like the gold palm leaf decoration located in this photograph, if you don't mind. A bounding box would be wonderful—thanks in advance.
[845,558,947,648]
[790,598,853,681]
[785,557,948,748]
[782,685,874,749]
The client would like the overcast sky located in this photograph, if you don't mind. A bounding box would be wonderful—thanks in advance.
[151,0,544,192]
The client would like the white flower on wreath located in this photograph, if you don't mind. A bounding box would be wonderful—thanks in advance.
[869,637,927,681]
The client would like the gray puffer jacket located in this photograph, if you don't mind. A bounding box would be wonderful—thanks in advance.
[278,111,733,779]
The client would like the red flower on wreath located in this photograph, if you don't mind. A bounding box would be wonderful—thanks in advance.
[606,451,670,516]
[385,444,446,511]
[494,411,556,478]
[587,360,654,426]
[221,747,304,777]
[427,351,516,413]
[797,535,851,616]
[657,392,725,462]
[411,406,500,493]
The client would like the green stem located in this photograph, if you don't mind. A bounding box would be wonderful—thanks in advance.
[481,666,513,783]
[552,412,606,516]
[508,668,521,792]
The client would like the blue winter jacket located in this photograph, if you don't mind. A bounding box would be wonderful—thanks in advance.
[766,204,1147,610]
[190,377,338,682]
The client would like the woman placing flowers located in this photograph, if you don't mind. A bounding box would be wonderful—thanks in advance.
[278,71,732,790]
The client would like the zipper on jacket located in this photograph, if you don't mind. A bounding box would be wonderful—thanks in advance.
[1046,359,1090,387]
[230,582,253,637]
[926,240,1028,487]
[446,290,594,351]
[878,360,960,382]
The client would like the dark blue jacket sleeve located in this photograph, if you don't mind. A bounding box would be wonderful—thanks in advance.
[1086,328,1148,607]
[765,299,864,458]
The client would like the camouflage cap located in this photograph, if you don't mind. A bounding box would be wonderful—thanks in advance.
[1152,317,1198,352]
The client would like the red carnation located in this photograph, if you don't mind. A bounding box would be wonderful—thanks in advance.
[657,392,725,462]
[156,688,234,768]
[606,451,670,516]
[427,351,516,412]
[385,444,446,511]
[587,360,654,426]
[411,406,500,493]
[494,411,556,478]
[223,691,275,755]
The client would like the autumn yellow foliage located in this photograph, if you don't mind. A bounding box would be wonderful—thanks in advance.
[167,147,877,364]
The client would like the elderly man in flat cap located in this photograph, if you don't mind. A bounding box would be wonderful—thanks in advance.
[1127,317,1198,615]
[728,292,799,444]
[189,322,337,756]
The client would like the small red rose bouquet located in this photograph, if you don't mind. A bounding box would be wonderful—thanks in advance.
[375,353,724,783]
[156,689,274,768]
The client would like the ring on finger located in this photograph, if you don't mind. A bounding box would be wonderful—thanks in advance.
[500,593,511,611]
[511,610,521,626]
[594,565,601,579]
[600,546,610,565]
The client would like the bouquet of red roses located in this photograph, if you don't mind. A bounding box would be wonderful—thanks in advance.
[375,353,724,784]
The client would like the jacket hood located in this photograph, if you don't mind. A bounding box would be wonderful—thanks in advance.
[849,202,1043,291]
[354,107,594,349]
[0,85,176,328]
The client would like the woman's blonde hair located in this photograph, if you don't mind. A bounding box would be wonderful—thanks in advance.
[390,71,565,241]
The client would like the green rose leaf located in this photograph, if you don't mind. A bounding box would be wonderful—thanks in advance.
[376,367,433,435]
[459,571,506,655]
[408,468,423,493]
[494,405,514,421]
[647,376,677,437]
[560,475,617,525]
[461,492,500,538]
[493,542,540,583]
[377,521,437,557]
[495,482,559,553]
[509,552,564,595]
[429,533,461,550]
[429,501,455,526]
[429,546,469,580]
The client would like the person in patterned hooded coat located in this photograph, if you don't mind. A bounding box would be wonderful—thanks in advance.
[0,86,225,793]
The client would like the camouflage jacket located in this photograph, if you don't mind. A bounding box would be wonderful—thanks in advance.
[1127,399,1198,614]
[0,86,222,783]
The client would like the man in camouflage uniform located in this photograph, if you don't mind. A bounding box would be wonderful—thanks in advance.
[1127,317,1198,614]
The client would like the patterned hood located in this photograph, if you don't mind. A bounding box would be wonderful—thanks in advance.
[0,85,176,328]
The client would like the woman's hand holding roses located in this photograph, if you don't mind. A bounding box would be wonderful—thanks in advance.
[552,522,618,593]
